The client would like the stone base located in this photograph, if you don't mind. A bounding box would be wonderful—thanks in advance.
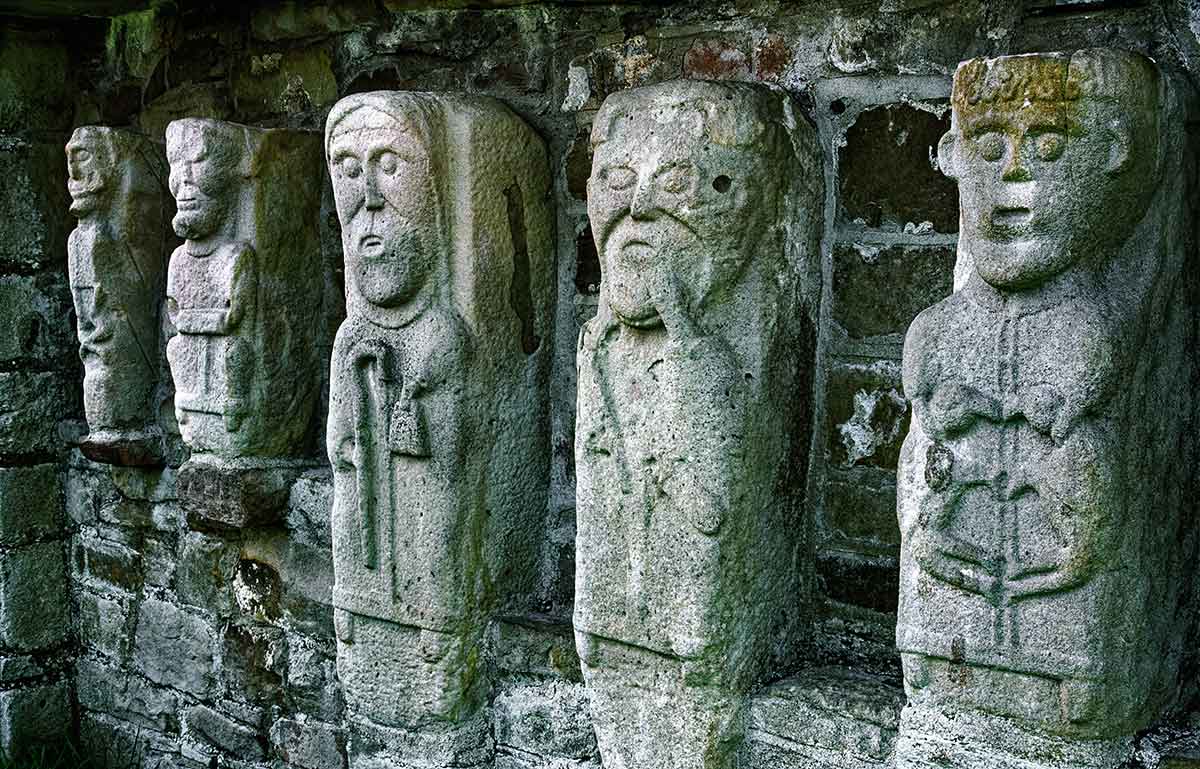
[177,459,304,532]
[79,429,164,467]
[896,704,1134,769]
[744,666,902,768]
[347,709,493,769]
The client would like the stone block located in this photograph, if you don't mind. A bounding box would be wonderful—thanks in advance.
[746,667,902,766]
[831,242,955,339]
[494,681,596,760]
[220,623,285,705]
[493,615,581,682]
[824,359,908,471]
[0,465,63,547]
[133,598,215,697]
[816,551,900,616]
[183,704,266,760]
[270,716,347,769]
[0,275,73,368]
[0,655,44,684]
[177,462,300,532]
[0,682,70,757]
[0,28,72,133]
[176,531,238,618]
[76,656,180,733]
[286,470,334,550]
[74,528,143,594]
[285,639,343,722]
[0,541,67,652]
[78,589,132,660]
[0,372,71,459]
[231,45,338,119]
[822,469,900,552]
[0,137,70,271]
[838,103,957,232]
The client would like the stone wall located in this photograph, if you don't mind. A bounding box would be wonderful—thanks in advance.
[1,1,1200,768]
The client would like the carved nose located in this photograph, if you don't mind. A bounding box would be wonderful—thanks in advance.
[364,173,384,210]
[629,177,658,220]
[1001,149,1032,183]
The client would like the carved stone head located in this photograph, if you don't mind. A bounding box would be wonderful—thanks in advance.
[588,81,786,329]
[66,127,119,218]
[166,119,249,243]
[326,93,446,314]
[939,50,1161,290]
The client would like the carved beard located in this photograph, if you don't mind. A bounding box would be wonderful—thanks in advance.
[172,202,226,242]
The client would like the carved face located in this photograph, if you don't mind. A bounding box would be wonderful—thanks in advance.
[946,71,1153,289]
[66,128,114,217]
[328,107,439,309]
[588,109,766,328]
[167,123,238,242]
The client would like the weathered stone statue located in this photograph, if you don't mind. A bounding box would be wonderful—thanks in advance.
[324,92,552,755]
[574,80,823,769]
[164,119,325,527]
[66,127,173,466]
[897,50,1195,768]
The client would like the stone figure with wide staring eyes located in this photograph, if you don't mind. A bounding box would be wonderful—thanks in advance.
[325,92,551,761]
[66,126,173,466]
[574,80,822,769]
[896,50,1196,768]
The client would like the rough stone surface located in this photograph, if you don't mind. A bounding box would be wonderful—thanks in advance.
[0,371,70,459]
[0,137,70,272]
[325,91,553,737]
[832,242,956,339]
[66,126,174,466]
[0,464,63,548]
[0,682,70,757]
[897,50,1197,766]
[165,118,324,463]
[177,460,301,531]
[574,79,822,769]
[0,541,68,652]
[133,597,216,697]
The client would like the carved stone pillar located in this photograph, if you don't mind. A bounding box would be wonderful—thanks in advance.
[324,92,552,764]
[896,49,1196,768]
[66,127,173,466]
[574,80,823,769]
[164,119,325,529]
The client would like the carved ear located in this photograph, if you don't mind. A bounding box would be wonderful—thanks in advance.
[937,131,958,180]
[1105,121,1132,176]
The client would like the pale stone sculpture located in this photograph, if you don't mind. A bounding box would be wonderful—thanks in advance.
[324,92,552,747]
[574,80,823,769]
[66,127,173,466]
[165,118,323,465]
[896,50,1195,767]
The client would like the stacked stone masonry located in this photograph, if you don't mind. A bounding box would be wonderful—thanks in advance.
[3,2,1200,769]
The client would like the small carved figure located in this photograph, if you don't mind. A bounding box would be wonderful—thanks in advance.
[325,92,552,742]
[66,127,173,465]
[574,80,822,769]
[164,119,323,464]
[897,50,1195,763]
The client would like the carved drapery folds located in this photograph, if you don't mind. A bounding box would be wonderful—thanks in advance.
[896,50,1196,768]
[574,80,822,769]
[66,126,174,466]
[324,91,552,748]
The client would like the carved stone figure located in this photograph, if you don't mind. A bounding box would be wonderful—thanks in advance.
[574,80,822,769]
[66,127,173,466]
[164,119,324,466]
[325,92,552,748]
[896,50,1195,767]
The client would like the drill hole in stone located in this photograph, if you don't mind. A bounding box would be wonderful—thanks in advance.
[831,99,847,114]
[712,175,732,193]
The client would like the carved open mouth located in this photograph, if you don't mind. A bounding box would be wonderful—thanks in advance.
[989,207,1034,238]
[359,235,384,258]
[176,197,201,211]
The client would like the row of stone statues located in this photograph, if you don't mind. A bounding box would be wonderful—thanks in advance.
[64,47,1195,769]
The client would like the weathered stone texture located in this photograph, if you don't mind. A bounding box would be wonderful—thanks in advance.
[325,91,553,740]
[574,79,822,769]
[0,541,68,652]
[896,49,1197,767]
[133,597,216,697]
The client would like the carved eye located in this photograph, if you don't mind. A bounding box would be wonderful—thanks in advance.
[379,152,398,175]
[1034,132,1066,161]
[977,133,1005,162]
[657,164,694,195]
[339,157,362,179]
[603,166,636,191]
[76,149,91,162]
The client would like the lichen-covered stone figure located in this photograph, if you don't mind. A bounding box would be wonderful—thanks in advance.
[896,50,1195,768]
[66,127,173,466]
[324,92,552,759]
[574,80,823,769]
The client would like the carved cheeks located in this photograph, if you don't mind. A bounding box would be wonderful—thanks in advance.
[328,125,439,309]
